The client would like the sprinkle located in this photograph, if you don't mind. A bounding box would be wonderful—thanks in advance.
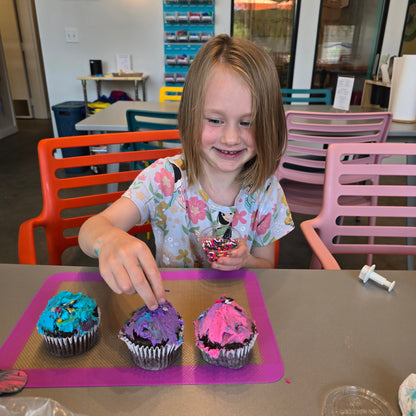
[286,379,291,383]
[57,318,63,323]
[162,307,168,311]
[202,237,237,262]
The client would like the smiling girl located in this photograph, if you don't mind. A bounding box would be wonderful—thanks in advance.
[79,34,294,310]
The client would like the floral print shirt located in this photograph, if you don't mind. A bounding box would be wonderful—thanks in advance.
[122,155,294,268]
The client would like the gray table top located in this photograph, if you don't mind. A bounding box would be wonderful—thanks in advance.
[0,264,413,416]
[75,101,416,139]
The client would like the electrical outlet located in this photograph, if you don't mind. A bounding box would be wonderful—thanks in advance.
[65,28,79,43]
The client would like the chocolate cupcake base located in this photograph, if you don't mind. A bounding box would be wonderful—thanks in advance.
[198,333,258,369]
[41,323,100,357]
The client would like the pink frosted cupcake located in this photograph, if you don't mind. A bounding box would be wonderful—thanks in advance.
[194,296,258,369]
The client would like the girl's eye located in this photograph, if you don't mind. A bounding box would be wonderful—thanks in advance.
[240,121,251,128]
[206,118,222,125]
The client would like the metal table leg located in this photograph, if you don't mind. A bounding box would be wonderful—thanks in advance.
[96,80,102,99]
[81,80,88,115]
[106,143,121,194]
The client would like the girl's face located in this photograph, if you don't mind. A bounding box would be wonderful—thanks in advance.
[200,65,256,181]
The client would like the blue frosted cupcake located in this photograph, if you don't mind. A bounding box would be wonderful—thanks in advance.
[37,291,100,357]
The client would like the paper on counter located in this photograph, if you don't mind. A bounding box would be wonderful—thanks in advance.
[333,76,354,111]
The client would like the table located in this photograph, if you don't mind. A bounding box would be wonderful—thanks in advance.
[75,102,416,140]
[76,100,179,132]
[76,101,180,193]
[77,75,149,115]
[0,264,414,416]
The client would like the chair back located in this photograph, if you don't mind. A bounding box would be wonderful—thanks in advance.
[301,142,416,269]
[126,109,178,132]
[281,89,332,105]
[276,111,393,215]
[159,86,183,102]
[18,130,182,265]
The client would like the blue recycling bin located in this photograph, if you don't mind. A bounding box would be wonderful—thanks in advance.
[52,101,88,173]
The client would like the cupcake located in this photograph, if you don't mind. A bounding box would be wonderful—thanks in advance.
[118,300,184,370]
[37,290,100,357]
[194,295,258,369]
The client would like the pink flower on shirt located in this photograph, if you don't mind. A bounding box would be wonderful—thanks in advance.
[256,213,272,235]
[154,168,174,197]
[251,211,272,235]
[232,209,247,226]
[187,197,207,224]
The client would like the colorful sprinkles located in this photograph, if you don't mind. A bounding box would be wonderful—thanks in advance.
[201,237,238,262]
[37,291,98,336]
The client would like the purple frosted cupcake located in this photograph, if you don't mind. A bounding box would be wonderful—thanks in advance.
[37,291,100,357]
[194,296,258,369]
[118,300,184,370]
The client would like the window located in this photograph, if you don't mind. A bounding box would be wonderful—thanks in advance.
[232,0,300,88]
[312,0,389,104]
[400,0,416,55]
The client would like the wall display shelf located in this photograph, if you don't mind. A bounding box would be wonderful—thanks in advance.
[163,0,215,86]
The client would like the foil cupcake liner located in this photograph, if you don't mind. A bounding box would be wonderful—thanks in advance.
[41,308,100,357]
[198,333,258,369]
[120,326,184,371]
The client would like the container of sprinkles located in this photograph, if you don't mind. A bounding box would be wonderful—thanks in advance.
[37,291,100,357]
[199,226,241,263]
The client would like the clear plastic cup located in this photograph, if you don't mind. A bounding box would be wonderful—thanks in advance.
[199,226,241,262]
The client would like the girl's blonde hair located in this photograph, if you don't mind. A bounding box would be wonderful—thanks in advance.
[178,33,287,193]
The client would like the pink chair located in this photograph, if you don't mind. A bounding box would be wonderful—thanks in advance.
[300,142,416,269]
[276,111,393,215]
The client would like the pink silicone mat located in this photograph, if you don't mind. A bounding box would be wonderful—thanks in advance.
[0,270,284,387]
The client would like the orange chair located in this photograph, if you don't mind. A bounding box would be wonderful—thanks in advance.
[18,128,280,268]
[274,240,279,269]
[18,130,181,265]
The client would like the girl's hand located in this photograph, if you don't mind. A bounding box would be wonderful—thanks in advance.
[211,238,250,270]
[211,239,275,270]
[95,227,165,310]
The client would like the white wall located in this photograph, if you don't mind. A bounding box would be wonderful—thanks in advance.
[380,0,408,60]
[292,0,320,89]
[34,0,407,136]
[0,0,31,110]
[34,0,231,135]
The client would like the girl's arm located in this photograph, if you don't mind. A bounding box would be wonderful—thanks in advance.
[78,197,165,310]
[212,240,275,270]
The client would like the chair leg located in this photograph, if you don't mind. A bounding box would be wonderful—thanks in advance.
[309,254,322,269]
